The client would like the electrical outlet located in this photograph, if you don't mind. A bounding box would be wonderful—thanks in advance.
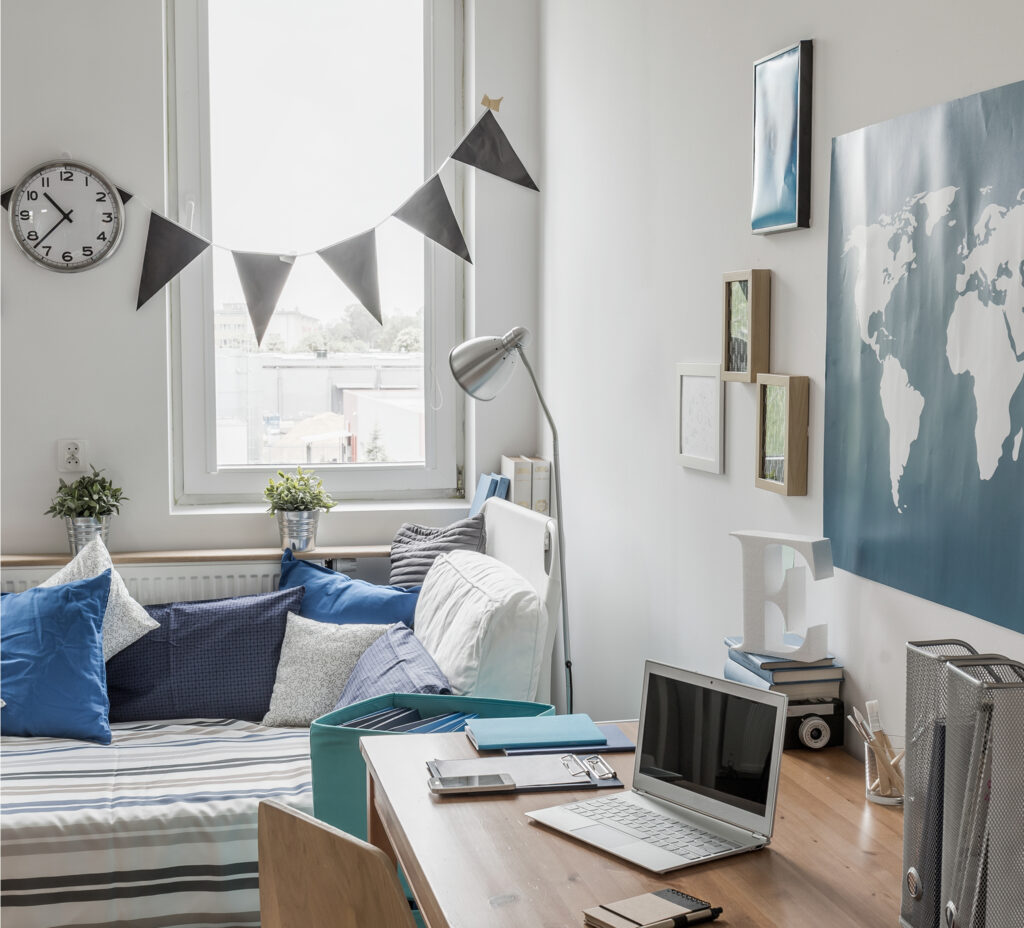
[57,439,87,473]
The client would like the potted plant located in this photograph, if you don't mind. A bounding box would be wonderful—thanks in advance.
[45,466,128,554]
[264,466,336,552]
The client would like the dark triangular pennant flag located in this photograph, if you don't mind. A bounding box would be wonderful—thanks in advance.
[451,110,539,191]
[393,175,472,263]
[317,229,382,325]
[137,212,210,310]
[232,251,295,345]
[115,187,134,205]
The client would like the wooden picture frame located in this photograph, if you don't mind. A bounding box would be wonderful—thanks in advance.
[676,362,724,474]
[751,39,813,233]
[721,269,770,382]
[755,373,808,495]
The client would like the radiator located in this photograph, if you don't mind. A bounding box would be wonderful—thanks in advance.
[1,562,283,606]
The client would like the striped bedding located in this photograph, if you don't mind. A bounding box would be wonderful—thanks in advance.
[0,719,313,928]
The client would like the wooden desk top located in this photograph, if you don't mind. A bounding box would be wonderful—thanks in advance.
[361,723,904,928]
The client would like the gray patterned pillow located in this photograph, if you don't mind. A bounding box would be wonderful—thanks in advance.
[389,513,486,587]
[263,614,388,727]
[40,538,158,660]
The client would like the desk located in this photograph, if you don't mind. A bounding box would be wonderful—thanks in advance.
[361,723,903,928]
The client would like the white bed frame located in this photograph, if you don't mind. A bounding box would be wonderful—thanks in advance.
[1,497,567,711]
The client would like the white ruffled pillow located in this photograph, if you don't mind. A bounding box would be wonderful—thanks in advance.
[40,538,158,660]
[413,550,548,701]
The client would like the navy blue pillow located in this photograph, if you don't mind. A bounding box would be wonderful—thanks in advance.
[334,622,452,709]
[1,571,113,744]
[278,549,419,626]
[106,586,304,723]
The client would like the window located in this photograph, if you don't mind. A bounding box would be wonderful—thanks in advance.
[169,0,463,503]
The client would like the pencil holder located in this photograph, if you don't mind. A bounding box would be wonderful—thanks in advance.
[864,743,903,804]
[900,640,977,928]
[940,657,1024,928]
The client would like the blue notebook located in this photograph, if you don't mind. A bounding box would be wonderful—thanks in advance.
[503,723,635,755]
[466,714,606,751]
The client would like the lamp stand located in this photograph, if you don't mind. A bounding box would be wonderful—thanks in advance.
[515,346,573,713]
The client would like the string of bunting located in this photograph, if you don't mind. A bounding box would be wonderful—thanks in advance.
[3,103,537,345]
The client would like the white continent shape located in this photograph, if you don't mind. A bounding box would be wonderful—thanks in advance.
[843,187,957,510]
[947,197,1024,479]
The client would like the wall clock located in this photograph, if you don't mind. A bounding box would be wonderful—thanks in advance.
[7,160,125,272]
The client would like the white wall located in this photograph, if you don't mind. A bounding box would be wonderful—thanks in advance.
[538,0,1024,737]
[0,0,540,552]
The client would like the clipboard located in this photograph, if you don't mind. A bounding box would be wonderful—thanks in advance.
[427,753,622,791]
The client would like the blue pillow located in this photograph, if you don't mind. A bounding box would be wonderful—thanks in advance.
[278,549,419,626]
[334,622,452,709]
[1,570,113,744]
[106,586,304,723]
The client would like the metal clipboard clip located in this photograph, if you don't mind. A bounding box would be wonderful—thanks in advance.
[561,754,615,780]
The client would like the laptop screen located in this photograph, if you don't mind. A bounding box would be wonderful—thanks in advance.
[637,666,783,820]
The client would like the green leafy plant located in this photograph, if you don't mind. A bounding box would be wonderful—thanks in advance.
[263,466,336,513]
[45,467,128,519]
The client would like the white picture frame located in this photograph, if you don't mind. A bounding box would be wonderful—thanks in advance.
[676,362,725,474]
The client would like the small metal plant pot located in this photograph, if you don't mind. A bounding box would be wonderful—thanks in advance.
[276,510,320,553]
[66,516,111,555]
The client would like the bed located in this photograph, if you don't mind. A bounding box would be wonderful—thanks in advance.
[0,498,562,928]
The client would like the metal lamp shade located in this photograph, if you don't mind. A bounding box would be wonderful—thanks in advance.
[448,327,530,401]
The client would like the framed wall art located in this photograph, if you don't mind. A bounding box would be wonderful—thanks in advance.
[676,362,724,474]
[721,269,770,382]
[751,39,812,233]
[755,373,808,495]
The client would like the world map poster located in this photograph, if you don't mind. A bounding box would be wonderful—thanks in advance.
[825,79,1024,634]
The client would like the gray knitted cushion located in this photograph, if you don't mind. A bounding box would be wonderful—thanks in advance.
[262,614,387,727]
[389,513,486,587]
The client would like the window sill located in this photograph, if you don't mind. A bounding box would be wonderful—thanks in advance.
[169,498,471,518]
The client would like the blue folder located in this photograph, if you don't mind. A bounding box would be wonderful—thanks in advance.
[466,713,606,751]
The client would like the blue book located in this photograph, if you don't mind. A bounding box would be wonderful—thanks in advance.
[503,723,636,756]
[724,660,842,700]
[466,714,606,751]
[727,649,843,683]
[723,633,836,671]
[491,473,510,500]
[469,473,499,516]
[431,712,478,734]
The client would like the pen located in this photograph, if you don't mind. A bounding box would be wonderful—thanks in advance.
[648,906,723,927]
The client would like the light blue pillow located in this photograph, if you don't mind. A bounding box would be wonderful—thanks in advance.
[278,549,419,626]
[1,570,113,744]
[335,622,452,709]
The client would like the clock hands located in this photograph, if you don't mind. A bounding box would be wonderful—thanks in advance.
[43,192,74,224]
[34,212,72,250]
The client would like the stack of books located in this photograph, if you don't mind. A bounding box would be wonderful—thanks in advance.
[468,472,511,516]
[500,454,550,513]
[723,633,844,699]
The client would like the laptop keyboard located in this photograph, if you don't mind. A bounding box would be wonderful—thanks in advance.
[563,796,741,858]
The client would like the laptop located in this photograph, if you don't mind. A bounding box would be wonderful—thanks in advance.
[526,660,788,873]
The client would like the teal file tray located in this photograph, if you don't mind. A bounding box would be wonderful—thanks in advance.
[310,692,554,841]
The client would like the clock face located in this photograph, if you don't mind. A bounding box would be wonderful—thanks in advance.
[8,161,125,272]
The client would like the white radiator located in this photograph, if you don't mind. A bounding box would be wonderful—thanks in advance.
[1,562,283,605]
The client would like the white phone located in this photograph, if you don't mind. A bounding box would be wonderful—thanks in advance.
[427,773,516,795]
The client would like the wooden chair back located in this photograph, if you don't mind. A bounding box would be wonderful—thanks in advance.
[258,799,416,928]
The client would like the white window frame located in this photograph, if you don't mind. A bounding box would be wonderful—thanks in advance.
[167,0,464,504]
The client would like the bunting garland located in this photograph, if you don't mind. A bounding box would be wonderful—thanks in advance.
[393,175,472,263]
[316,229,382,325]
[2,106,537,341]
[232,252,296,346]
[136,213,210,310]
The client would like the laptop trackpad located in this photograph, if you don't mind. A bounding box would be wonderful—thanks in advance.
[571,823,636,849]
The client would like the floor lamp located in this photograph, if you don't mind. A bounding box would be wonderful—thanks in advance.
[449,326,574,713]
